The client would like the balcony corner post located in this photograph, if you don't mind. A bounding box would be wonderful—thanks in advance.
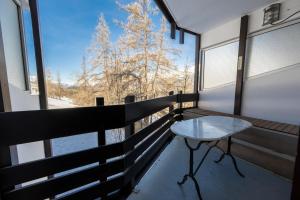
[125,95,135,138]
[178,91,183,120]
[169,91,174,114]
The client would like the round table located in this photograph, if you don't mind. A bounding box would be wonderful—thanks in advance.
[170,116,252,200]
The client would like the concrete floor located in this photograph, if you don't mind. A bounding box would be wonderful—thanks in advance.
[128,137,292,200]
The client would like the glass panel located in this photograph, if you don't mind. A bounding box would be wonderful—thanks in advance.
[203,42,238,89]
[22,8,39,94]
[33,0,197,157]
[0,0,26,90]
[246,23,300,77]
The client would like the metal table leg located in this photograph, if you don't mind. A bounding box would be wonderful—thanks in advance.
[177,139,219,200]
[214,136,245,177]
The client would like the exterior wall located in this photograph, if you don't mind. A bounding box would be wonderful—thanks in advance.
[201,0,300,48]
[0,0,45,166]
[199,0,300,125]
[198,83,235,114]
[242,65,300,125]
[9,84,45,166]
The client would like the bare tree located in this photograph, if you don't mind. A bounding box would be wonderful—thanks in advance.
[73,56,95,106]
[56,71,64,99]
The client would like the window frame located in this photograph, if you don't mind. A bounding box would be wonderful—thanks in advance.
[201,39,239,90]
[13,0,30,91]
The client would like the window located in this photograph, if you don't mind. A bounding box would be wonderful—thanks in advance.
[202,41,238,89]
[246,23,300,78]
[0,0,30,91]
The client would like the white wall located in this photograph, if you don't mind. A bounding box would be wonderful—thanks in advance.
[199,0,300,123]
[201,18,240,48]
[9,84,40,111]
[199,83,235,114]
[9,84,45,165]
[201,0,300,48]
[242,65,300,125]
[248,0,300,34]
[0,0,45,166]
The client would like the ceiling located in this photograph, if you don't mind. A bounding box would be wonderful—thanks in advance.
[164,0,277,34]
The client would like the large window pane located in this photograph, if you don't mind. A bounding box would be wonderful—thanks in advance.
[203,42,238,89]
[0,0,26,90]
[246,23,300,77]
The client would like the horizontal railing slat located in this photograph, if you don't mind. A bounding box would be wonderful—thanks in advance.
[124,113,173,151]
[125,95,177,123]
[178,93,199,103]
[0,142,123,187]
[125,130,172,184]
[125,120,173,166]
[0,93,198,200]
[3,159,124,200]
[57,176,124,200]
[0,105,126,146]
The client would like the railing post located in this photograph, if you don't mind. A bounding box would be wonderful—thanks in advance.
[178,91,183,120]
[125,95,135,139]
[96,97,105,146]
[169,91,174,113]
[96,97,107,183]
[193,34,201,108]
[291,127,300,199]
[122,95,136,198]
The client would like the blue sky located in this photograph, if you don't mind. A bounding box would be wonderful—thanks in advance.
[24,0,195,84]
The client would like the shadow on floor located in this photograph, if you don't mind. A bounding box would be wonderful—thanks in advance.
[128,136,291,200]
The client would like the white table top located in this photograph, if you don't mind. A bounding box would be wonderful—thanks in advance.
[170,116,252,141]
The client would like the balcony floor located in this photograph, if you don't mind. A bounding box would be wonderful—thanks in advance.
[128,136,292,200]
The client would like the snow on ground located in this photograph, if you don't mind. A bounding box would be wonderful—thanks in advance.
[48,97,76,109]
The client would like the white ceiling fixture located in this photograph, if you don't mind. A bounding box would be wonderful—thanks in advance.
[164,0,277,34]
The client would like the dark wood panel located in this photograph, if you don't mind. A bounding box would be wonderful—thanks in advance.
[57,176,124,200]
[124,113,173,151]
[125,95,177,124]
[125,120,173,165]
[194,34,201,107]
[178,93,199,103]
[28,0,48,109]
[154,0,175,24]
[291,128,300,199]
[125,130,172,184]
[0,105,125,146]
[185,108,299,135]
[0,92,199,199]
[0,143,123,187]
[3,159,124,200]
[179,29,184,44]
[234,15,248,115]
[105,191,123,200]
[277,124,290,132]
[125,95,135,139]
[153,0,198,36]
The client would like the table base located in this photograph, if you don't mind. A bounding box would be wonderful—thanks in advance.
[214,137,245,177]
[177,137,244,200]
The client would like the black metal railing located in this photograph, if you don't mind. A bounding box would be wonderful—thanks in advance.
[0,92,198,200]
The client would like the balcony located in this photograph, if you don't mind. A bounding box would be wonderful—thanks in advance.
[0,93,298,199]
